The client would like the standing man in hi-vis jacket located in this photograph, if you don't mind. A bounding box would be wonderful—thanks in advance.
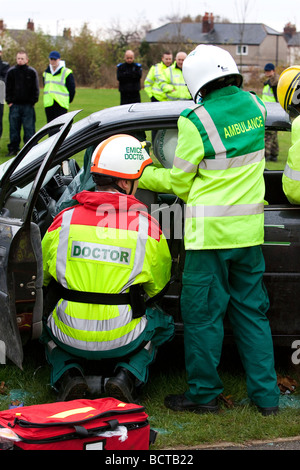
[139,45,280,416]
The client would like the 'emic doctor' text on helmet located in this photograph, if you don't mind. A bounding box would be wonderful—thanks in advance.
[91,134,153,180]
[277,66,300,118]
[182,45,243,102]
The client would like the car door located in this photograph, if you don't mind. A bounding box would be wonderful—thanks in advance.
[0,111,80,368]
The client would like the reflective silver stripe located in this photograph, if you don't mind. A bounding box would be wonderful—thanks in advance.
[170,82,187,87]
[46,340,57,353]
[48,305,147,351]
[173,155,198,173]
[284,163,300,181]
[44,68,68,87]
[194,106,227,159]
[56,208,74,287]
[56,301,133,332]
[122,212,149,291]
[186,203,264,218]
[249,92,267,118]
[263,89,273,97]
[44,90,69,97]
[199,150,264,170]
[165,94,178,101]
[154,64,161,79]
[152,85,163,93]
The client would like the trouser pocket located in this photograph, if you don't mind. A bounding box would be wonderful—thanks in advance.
[181,271,214,325]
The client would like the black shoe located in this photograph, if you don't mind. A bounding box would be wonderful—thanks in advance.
[257,405,279,416]
[56,369,89,402]
[164,393,219,414]
[6,150,18,157]
[105,368,136,403]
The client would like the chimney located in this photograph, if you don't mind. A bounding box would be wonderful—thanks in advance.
[27,19,34,31]
[202,12,214,33]
[63,27,72,39]
[283,22,296,39]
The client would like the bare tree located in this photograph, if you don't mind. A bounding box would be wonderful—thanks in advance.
[235,0,255,71]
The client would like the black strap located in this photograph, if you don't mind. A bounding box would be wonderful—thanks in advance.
[57,284,130,305]
[54,279,172,319]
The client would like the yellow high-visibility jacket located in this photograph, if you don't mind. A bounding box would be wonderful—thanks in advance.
[42,191,171,352]
[144,61,169,101]
[140,86,266,250]
[282,115,300,204]
[160,63,191,101]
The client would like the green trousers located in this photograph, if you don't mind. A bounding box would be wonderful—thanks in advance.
[41,305,174,388]
[181,247,280,408]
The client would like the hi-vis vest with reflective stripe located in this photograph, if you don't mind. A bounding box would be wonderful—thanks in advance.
[160,63,191,100]
[282,115,300,204]
[170,86,266,250]
[42,191,171,353]
[262,83,276,103]
[43,67,72,109]
[144,62,168,101]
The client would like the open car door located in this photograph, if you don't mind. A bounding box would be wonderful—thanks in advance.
[0,111,80,369]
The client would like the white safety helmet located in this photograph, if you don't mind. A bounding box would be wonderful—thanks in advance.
[153,129,178,169]
[183,45,243,102]
[91,134,152,180]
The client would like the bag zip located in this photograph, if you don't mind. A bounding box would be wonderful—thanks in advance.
[14,420,149,445]
[9,406,145,429]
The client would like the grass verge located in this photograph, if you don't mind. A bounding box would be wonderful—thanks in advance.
[1,340,299,450]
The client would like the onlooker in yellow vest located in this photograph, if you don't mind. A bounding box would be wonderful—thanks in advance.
[144,51,173,102]
[159,52,191,101]
[43,51,75,123]
[262,63,279,162]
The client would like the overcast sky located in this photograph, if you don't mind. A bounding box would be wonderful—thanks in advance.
[1,0,299,36]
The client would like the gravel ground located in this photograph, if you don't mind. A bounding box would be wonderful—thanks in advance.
[166,436,300,451]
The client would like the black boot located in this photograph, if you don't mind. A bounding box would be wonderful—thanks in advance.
[56,369,88,402]
[164,393,219,414]
[257,405,279,416]
[105,368,137,403]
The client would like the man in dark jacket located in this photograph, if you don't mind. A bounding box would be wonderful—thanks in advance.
[0,45,9,142]
[5,50,39,156]
[117,50,142,105]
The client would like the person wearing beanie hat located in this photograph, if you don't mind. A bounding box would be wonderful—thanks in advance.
[49,50,60,60]
[43,50,75,123]
[0,45,9,143]
[262,62,279,162]
[264,63,275,72]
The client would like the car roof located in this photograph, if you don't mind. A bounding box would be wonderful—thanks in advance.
[0,100,291,189]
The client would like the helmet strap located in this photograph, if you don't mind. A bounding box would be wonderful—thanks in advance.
[111,181,127,194]
[287,105,300,119]
[127,180,135,195]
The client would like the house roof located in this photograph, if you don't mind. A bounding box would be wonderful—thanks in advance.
[7,29,35,40]
[145,22,282,45]
[287,32,300,46]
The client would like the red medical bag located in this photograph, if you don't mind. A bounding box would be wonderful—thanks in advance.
[0,397,155,450]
